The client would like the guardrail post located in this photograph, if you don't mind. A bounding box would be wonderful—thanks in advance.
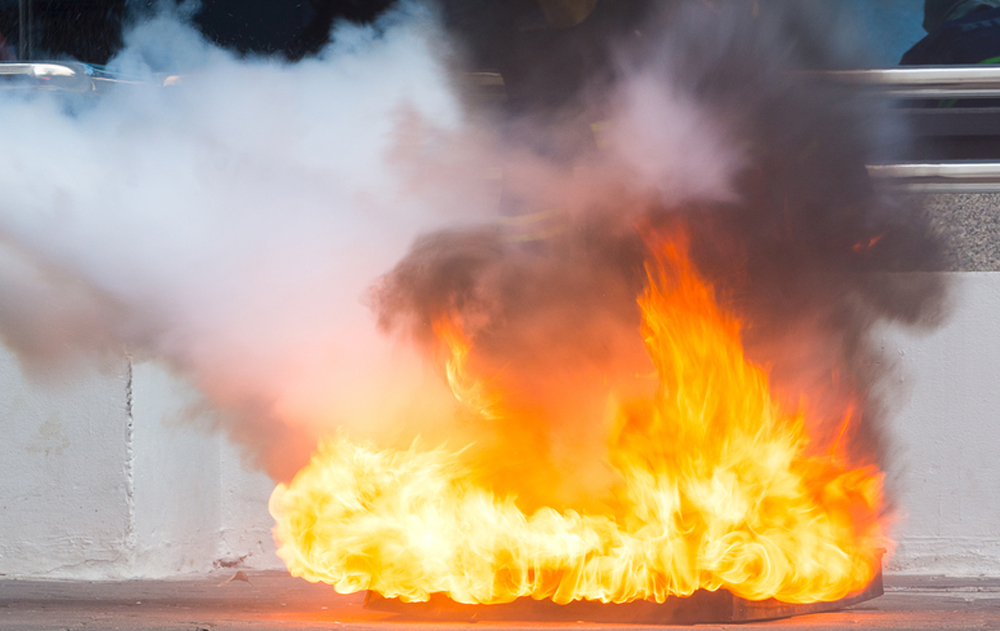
[18,0,31,61]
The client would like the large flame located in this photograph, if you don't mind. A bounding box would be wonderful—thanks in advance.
[268,231,887,606]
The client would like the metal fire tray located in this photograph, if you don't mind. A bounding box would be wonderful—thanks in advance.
[363,564,883,624]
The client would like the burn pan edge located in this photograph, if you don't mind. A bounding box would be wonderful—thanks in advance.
[362,565,884,624]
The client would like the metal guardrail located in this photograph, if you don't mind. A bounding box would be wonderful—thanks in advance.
[868,162,1000,193]
[0,62,997,192]
[831,66,1000,99]
[0,61,93,91]
[0,61,154,92]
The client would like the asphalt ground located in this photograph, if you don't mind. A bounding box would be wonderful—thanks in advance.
[1,572,998,631]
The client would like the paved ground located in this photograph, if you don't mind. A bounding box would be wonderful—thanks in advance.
[1,572,999,631]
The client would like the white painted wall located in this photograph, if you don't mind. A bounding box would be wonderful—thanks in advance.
[0,357,280,578]
[1,271,999,579]
[131,362,223,576]
[128,361,282,576]
[0,353,131,578]
[883,273,1000,575]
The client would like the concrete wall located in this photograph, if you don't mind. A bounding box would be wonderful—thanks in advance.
[883,273,1000,574]
[2,254,1000,577]
[0,353,132,578]
[0,357,280,578]
[130,362,279,576]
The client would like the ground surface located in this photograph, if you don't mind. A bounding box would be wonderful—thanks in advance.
[1,572,998,631]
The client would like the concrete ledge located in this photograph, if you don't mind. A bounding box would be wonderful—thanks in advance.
[889,537,1000,575]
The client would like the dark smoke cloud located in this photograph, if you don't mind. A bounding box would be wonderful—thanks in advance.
[374,0,949,507]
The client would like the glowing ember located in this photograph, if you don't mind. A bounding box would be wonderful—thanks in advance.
[268,231,887,606]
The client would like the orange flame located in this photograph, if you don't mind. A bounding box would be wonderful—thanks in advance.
[269,232,887,606]
[432,316,500,420]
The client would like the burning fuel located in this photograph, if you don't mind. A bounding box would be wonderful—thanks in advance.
[269,0,946,607]
[270,230,886,604]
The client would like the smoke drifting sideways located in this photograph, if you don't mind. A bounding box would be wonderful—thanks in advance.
[0,3,502,479]
[373,0,950,510]
[0,0,947,495]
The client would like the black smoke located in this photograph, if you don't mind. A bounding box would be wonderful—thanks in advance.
[373,0,949,505]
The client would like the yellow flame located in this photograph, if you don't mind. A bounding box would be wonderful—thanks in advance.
[433,317,500,420]
[269,234,886,605]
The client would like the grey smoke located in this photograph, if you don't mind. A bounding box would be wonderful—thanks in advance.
[374,0,949,507]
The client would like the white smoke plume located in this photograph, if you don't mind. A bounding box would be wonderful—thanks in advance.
[0,2,742,480]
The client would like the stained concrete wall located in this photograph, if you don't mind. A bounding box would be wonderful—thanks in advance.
[0,353,131,578]
[128,361,282,576]
[0,357,280,578]
[883,273,1000,574]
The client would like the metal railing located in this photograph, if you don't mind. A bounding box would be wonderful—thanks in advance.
[0,61,93,91]
[832,67,1000,191]
[868,162,1000,193]
[0,60,998,192]
[0,61,151,92]
[830,66,1000,99]
[18,0,32,61]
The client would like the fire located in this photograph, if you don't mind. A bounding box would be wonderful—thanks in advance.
[432,317,500,421]
[268,230,887,606]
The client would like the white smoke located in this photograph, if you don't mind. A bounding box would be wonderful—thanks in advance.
[0,3,741,479]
